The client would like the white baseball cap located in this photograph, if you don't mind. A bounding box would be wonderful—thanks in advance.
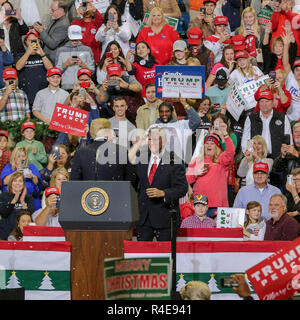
[68,25,83,40]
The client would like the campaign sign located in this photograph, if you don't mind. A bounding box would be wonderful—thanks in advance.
[49,103,88,137]
[104,257,171,300]
[155,65,205,98]
[246,237,300,300]
[216,207,245,228]
[226,83,247,121]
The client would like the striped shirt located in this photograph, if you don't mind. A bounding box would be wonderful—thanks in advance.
[0,88,30,121]
[180,215,216,228]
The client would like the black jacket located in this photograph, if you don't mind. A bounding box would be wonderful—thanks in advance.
[70,139,135,181]
[133,149,188,229]
[111,0,144,20]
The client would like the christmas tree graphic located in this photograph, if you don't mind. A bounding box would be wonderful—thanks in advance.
[176,273,186,291]
[245,273,254,291]
[39,272,55,290]
[208,274,221,292]
[6,271,21,289]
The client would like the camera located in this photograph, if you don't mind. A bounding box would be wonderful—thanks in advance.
[82,1,87,11]
[8,80,14,85]
[220,277,239,288]
[72,55,78,59]
[200,7,206,14]
[80,81,90,88]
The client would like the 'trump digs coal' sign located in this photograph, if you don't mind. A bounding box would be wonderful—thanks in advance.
[49,103,88,137]
[246,237,300,300]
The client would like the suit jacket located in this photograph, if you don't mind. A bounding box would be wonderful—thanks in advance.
[134,149,188,229]
[70,139,135,181]
[39,15,69,64]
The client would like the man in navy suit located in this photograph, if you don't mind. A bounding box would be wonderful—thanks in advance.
[129,127,188,241]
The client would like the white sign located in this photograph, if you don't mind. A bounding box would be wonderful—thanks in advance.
[162,74,202,98]
[75,0,110,14]
[216,207,245,228]
[226,83,247,121]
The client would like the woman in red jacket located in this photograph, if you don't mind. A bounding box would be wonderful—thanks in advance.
[253,69,291,114]
[126,41,157,98]
[136,6,180,65]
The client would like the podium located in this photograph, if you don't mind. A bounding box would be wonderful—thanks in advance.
[59,181,138,300]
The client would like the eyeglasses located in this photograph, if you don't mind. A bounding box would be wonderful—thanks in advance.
[50,8,60,13]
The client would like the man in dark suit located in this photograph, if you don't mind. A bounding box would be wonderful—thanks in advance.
[129,127,188,241]
[33,0,69,64]
[70,118,133,181]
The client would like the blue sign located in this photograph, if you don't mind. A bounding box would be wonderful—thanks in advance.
[155,65,205,98]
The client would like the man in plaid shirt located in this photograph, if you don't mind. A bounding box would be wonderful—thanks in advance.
[180,194,216,228]
[0,68,30,121]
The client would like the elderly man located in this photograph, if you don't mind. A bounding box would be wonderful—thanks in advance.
[233,162,281,220]
[129,127,188,241]
[241,88,293,159]
[33,0,69,64]
[264,194,300,241]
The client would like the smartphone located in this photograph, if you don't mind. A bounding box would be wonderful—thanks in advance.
[203,163,210,170]
[284,134,290,145]
[81,1,87,11]
[130,43,136,51]
[214,120,220,131]
[56,195,61,209]
[245,25,251,30]
[31,40,37,44]
[269,71,276,83]
[23,168,30,177]
[72,55,78,59]
[287,174,293,185]
[0,29,4,40]
[79,87,86,98]
[106,52,113,60]
[8,80,14,85]
[80,81,90,88]
[5,10,16,16]
[247,139,254,153]
[200,7,206,14]
[107,79,120,87]
[20,159,25,169]
[220,277,239,288]
[108,12,114,22]
[36,21,42,26]
[51,145,60,160]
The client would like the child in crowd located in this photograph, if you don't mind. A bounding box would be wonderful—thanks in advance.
[243,201,266,240]
[180,194,216,228]
[16,121,47,172]
[0,129,11,186]
[7,211,33,241]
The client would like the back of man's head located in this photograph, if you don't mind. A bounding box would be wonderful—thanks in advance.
[179,281,211,300]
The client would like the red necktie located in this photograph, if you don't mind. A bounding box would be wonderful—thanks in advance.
[148,156,157,185]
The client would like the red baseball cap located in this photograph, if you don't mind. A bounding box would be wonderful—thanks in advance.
[255,88,274,101]
[203,0,217,3]
[25,30,39,39]
[188,27,203,45]
[22,121,35,132]
[293,59,300,70]
[107,64,121,77]
[253,162,269,174]
[45,187,60,197]
[47,67,62,77]
[3,68,17,80]
[214,16,228,26]
[235,50,249,60]
[0,129,8,138]
[231,35,245,51]
[77,67,92,78]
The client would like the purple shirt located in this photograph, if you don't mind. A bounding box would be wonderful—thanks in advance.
[180,215,216,228]
[264,213,300,241]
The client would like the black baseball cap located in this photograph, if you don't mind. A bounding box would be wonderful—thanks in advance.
[215,68,228,86]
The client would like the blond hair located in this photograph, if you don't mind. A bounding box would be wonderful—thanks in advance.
[239,7,261,39]
[10,146,28,170]
[180,281,211,300]
[90,118,111,140]
[252,135,268,158]
[186,57,201,66]
[50,167,69,187]
[147,7,168,28]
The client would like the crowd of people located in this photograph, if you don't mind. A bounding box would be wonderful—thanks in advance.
[0,0,300,244]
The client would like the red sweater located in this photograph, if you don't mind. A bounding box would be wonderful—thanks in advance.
[136,24,180,65]
[186,137,235,208]
[132,62,157,97]
[71,11,103,64]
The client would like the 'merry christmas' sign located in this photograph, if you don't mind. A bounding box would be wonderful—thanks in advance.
[124,240,290,300]
[49,103,88,137]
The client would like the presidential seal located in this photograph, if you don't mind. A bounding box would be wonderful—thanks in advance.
[81,188,109,216]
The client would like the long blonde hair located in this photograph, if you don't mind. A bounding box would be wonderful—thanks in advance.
[239,7,261,38]
[237,57,255,78]
[10,146,28,170]
[146,7,168,28]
